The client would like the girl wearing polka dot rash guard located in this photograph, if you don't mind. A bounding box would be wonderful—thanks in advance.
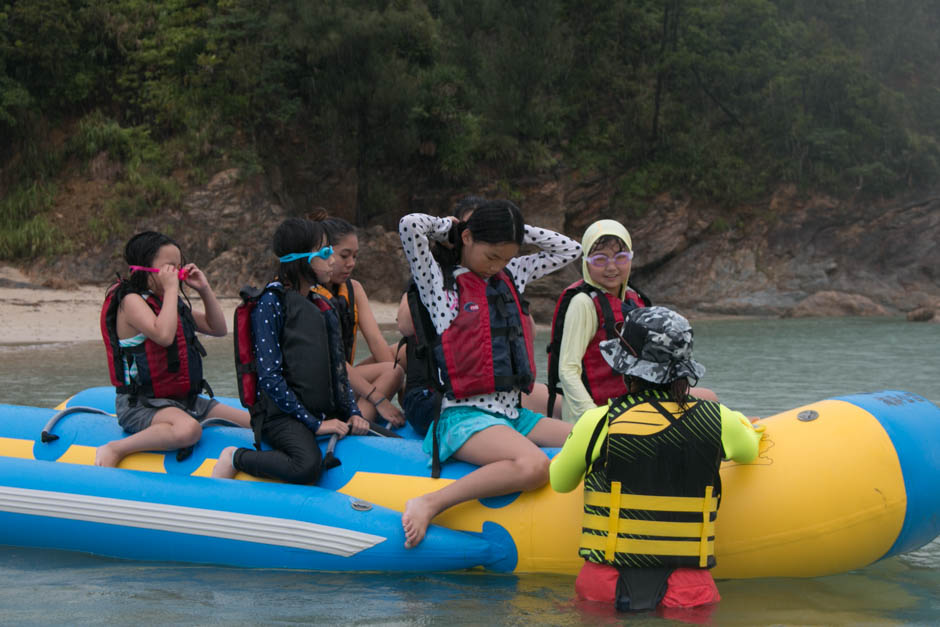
[213,218,370,483]
[398,200,581,548]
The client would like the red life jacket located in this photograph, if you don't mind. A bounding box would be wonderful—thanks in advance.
[546,280,650,415]
[233,285,266,411]
[431,269,536,400]
[100,285,207,404]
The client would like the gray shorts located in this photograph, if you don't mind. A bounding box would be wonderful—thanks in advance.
[116,393,220,434]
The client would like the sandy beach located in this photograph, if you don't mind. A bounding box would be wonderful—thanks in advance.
[0,265,400,345]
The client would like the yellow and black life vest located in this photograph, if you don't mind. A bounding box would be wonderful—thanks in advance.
[312,279,357,362]
[579,390,723,570]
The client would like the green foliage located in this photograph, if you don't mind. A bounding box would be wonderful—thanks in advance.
[1,0,939,221]
[0,215,64,259]
[67,111,156,163]
[0,182,62,259]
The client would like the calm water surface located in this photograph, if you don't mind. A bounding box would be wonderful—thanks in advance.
[0,316,938,624]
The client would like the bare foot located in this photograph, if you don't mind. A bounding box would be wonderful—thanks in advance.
[402,495,437,549]
[211,446,239,479]
[95,443,122,467]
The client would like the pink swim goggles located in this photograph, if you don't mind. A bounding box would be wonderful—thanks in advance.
[129,265,190,280]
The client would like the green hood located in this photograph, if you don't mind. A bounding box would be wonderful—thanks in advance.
[581,219,632,299]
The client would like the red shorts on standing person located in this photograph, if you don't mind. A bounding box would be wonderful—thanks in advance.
[574,560,721,608]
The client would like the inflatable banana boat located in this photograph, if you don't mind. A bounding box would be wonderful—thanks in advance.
[0,388,938,578]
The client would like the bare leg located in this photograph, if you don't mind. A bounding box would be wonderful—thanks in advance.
[356,342,402,367]
[212,446,239,478]
[209,403,251,429]
[353,362,405,424]
[525,416,573,447]
[402,425,550,548]
[521,383,563,419]
[95,407,201,467]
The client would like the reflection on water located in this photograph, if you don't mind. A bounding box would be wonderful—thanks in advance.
[0,316,938,623]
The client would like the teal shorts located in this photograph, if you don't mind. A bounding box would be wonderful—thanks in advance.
[422,405,545,464]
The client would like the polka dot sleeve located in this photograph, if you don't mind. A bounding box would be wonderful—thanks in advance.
[398,213,460,335]
[506,224,582,293]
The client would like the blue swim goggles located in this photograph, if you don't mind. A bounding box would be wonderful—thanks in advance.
[279,245,334,264]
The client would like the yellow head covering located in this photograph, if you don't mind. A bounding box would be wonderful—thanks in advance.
[581,219,632,299]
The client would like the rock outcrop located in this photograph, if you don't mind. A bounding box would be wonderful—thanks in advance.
[26,165,940,322]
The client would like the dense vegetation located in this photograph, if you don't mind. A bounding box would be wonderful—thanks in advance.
[2,0,938,257]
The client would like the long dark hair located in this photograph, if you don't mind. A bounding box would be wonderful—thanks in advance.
[322,216,356,246]
[273,217,327,291]
[626,376,692,410]
[105,231,186,316]
[453,195,488,221]
[430,195,488,266]
[438,199,524,290]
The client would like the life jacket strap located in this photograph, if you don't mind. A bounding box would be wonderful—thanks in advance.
[580,533,716,559]
[699,485,713,567]
[584,490,719,513]
[582,514,716,540]
[606,481,622,562]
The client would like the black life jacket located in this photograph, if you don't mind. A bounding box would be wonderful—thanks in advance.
[402,279,437,395]
[312,279,357,362]
[101,285,209,407]
[240,284,338,449]
[580,391,723,571]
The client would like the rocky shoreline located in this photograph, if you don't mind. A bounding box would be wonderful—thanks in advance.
[15,168,940,328]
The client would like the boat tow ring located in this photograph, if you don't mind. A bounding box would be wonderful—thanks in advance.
[40,406,114,443]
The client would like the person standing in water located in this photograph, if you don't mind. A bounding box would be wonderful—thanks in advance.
[550,306,765,612]
[398,201,580,548]
[98,231,250,467]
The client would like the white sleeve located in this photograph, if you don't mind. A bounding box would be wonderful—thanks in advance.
[398,213,460,334]
[506,225,581,293]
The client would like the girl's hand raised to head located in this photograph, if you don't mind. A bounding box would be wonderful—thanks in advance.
[438,216,461,250]
[156,264,181,293]
[182,263,209,291]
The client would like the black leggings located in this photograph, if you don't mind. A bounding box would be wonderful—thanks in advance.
[233,415,323,484]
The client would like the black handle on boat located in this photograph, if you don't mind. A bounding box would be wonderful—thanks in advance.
[200,417,243,429]
[322,434,342,470]
[368,422,402,438]
[40,406,114,443]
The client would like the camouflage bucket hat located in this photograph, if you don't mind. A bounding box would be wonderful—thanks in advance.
[599,306,706,385]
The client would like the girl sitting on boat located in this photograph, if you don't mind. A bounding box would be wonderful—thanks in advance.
[314,214,405,427]
[396,195,561,436]
[397,201,580,548]
[98,231,250,467]
[213,218,370,483]
[547,219,716,422]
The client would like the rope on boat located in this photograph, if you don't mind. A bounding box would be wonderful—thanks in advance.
[40,406,113,443]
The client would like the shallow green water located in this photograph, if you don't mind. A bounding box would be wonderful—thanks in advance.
[0,316,938,624]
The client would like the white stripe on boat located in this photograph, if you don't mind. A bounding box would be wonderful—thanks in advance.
[0,486,385,556]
